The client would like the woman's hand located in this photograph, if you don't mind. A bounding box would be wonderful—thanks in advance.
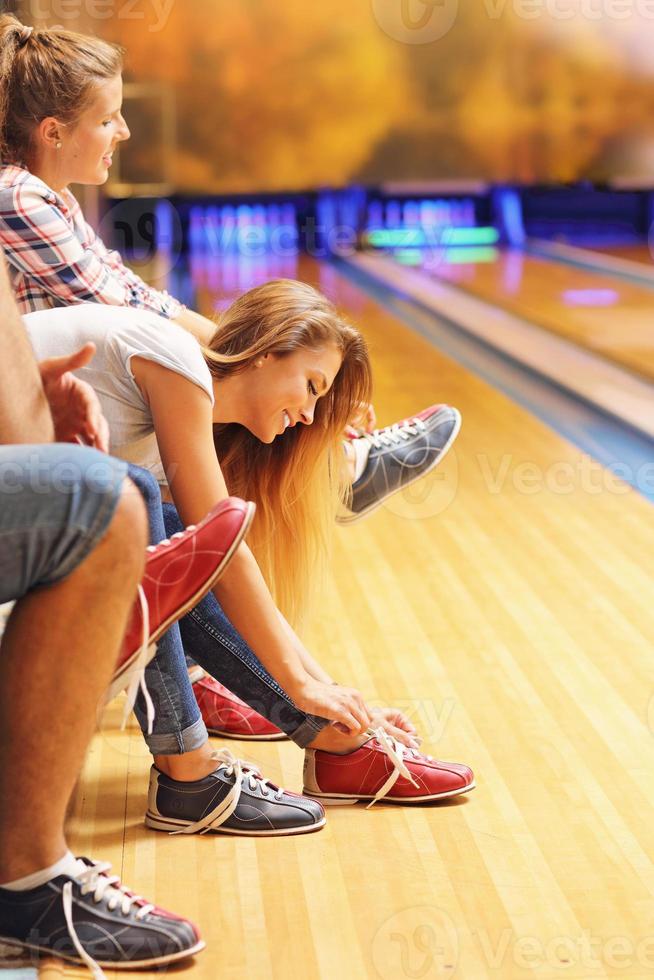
[346,401,377,435]
[369,706,421,750]
[292,678,372,735]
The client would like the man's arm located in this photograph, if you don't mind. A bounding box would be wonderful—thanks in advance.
[0,253,53,444]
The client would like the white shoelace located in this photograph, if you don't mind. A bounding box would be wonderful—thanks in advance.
[119,529,197,734]
[120,585,155,735]
[171,749,284,835]
[62,860,154,980]
[146,528,196,554]
[365,726,426,809]
[362,417,427,451]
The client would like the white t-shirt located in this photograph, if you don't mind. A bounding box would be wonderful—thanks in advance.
[24,303,214,482]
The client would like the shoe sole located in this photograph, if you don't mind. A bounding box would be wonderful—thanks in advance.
[206,726,289,741]
[337,408,462,526]
[144,811,326,836]
[0,936,206,970]
[304,779,476,805]
[106,502,256,704]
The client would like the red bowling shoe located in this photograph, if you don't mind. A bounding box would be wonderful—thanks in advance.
[190,668,287,741]
[107,497,255,728]
[303,727,475,806]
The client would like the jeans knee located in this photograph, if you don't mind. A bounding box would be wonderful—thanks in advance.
[127,465,161,507]
[106,478,148,573]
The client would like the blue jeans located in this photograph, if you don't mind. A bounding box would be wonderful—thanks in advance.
[0,445,126,603]
[127,466,206,755]
[128,466,328,754]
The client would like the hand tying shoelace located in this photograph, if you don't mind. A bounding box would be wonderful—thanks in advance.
[62,859,154,980]
[361,417,427,451]
[171,749,285,835]
[365,726,425,808]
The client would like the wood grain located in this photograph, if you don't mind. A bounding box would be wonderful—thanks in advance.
[44,256,654,980]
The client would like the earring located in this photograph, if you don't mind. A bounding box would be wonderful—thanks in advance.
[55,141,62,149]
[255,358,263,368]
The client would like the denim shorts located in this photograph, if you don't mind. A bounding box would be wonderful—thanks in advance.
[0,444,128,604]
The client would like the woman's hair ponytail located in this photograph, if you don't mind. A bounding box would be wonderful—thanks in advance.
[0,13,123,165]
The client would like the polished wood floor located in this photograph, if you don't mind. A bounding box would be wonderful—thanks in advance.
[587,244,654,267]
[428,247,654,383]
[31,256,654,980]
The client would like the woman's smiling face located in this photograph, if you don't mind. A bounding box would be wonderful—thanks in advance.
[238,344,343,443]
[56,73,130,186]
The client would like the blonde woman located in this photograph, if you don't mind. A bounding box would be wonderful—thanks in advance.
[0,13,462,740]
[0,13,461,525]
[3,15,473,828]
[26,279,475,833]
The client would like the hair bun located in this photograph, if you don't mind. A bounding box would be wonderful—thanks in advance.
[18,25,34,46]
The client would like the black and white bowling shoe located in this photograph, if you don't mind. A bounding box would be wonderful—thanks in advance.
[0,857,204,977]
[338,404,462,525]
[145,749,325,836]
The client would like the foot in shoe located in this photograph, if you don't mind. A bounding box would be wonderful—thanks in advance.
[191,668,287,741]
[107,496,255,730]
[337,404,461,525]
[303,727,475,806]
[0,857,204,978]
[145,749,325,836]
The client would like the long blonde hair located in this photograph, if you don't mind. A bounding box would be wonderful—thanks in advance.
[204,279,372,626]
[0,13,123,166]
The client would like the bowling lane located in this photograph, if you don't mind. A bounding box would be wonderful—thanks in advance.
[82,247,654,979]
[403,245,654,383]
[585,243,654,268]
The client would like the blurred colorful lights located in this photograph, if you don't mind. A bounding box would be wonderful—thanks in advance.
[562,289,619,306]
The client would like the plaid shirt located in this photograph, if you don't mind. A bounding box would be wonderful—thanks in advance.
[0,164,182,318]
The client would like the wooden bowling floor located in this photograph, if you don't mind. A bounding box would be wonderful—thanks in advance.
[586,243,654,268]
[32,257,654,980]
[423,246,654,384]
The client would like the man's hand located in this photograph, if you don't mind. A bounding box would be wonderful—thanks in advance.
[38,343,109,452]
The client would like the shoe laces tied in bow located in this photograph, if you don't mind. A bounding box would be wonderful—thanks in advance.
[366,726,423,808]
[62,859,154,980]
[171,749,283,836]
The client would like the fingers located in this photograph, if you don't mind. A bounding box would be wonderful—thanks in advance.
[40,343,96,381]
[60,342,96,373]
[315,685,372,735]
[336,687,372,735]
[382,722,421,749]
[95,413,110,453]
[386,709,417,735]
[83,393,110,453]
